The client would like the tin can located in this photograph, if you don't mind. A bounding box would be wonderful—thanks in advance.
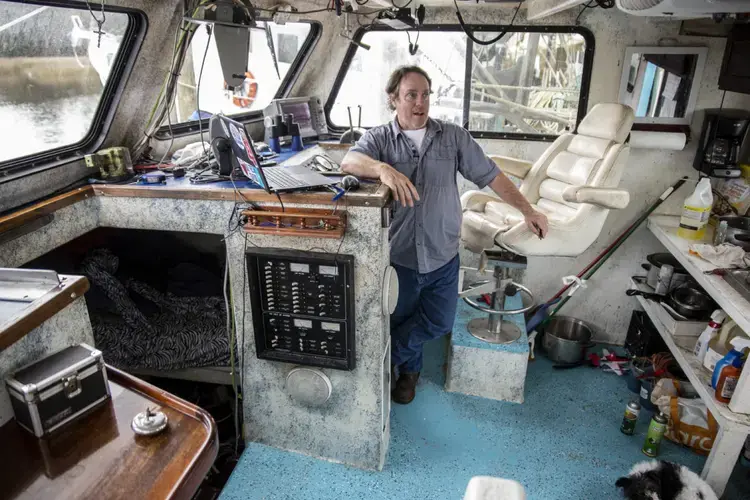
[620,401,641,435]
[654,264,674,295]
[642,412,668,457]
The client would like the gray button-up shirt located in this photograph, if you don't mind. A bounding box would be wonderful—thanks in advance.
[350,118,501,274]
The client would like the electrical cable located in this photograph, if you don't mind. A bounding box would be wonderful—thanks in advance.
[391,0,412,8]
[275,192,285,212]
[406,29,419,56]
[575,0,615,24]
[156,24,184,168]
[239,232,249,450]
[134,4,202,159]
[223,243,240,456]
[454,0,521,46]
[196,26,213,156]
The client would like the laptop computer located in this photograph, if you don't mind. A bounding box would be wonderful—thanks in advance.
[215,114,337,193]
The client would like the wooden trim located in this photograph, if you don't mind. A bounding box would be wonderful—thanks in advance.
[92,183,390,207]
[105,365,218,500]
[0,275,90,353]
[0,186,94,237]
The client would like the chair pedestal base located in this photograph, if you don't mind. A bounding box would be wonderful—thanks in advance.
[467,317,522,344]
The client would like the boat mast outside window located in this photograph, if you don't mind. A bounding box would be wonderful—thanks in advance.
[326,25,594,141]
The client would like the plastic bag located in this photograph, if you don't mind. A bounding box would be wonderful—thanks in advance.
[651,378,718,456]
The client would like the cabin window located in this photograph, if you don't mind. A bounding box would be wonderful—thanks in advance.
[0,1,145,170]
[158,21,319,136]
[326,26,594,141]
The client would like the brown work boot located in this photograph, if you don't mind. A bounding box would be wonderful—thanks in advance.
[392,372,420,404]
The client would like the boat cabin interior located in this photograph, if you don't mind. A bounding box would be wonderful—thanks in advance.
[3,1,750,499]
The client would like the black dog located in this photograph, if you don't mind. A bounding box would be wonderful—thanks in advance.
[615,460,717,500]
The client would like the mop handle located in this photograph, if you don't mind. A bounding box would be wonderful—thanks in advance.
[548,176,688,302]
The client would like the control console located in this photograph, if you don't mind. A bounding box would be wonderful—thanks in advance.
[246,248,355,370]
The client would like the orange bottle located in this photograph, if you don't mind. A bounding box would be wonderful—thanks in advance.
[715,357,744,403]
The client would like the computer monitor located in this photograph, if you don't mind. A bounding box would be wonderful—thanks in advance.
[263,97,328,139]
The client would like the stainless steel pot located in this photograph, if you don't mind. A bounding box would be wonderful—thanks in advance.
[540,316,594,365]
[644,253,688,290]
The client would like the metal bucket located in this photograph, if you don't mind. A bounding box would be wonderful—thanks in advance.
[540,316,594,364]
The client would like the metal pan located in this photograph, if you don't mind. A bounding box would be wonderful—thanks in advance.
[626,285,715,321]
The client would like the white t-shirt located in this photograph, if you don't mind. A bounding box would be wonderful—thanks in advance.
[402,127,427,152]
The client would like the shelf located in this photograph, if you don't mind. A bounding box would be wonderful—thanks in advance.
[628,278,750,431]
[647,215,750,335]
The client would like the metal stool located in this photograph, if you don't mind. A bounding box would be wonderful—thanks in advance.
[459,250,535,344]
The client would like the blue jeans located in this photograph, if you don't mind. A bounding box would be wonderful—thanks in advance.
[391,254,460,373]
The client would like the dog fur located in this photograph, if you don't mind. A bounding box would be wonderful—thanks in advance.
[615,460,718,500]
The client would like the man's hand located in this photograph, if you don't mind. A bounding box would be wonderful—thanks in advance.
[523,209,548,239]
[379,163,420,208]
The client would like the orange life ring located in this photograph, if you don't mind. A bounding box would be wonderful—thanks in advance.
[225,71,258,108]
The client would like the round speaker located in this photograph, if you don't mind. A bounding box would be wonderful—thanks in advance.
[285,367,332,407]
[382,265,399,316]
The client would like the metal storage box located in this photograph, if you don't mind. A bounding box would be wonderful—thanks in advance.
[5,343,110,437]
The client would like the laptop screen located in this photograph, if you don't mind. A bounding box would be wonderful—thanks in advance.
[219,115,269,191]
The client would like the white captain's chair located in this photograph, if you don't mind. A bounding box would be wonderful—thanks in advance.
[461,103,635,257]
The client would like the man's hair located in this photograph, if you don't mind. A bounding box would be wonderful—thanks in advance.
[385,66,432,111]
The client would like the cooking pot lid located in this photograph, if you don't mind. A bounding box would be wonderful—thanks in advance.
[647,253,686,273]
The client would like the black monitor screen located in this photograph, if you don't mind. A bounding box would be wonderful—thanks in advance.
[280,102,313,135]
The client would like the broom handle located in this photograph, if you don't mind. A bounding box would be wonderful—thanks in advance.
[548,177,688,302]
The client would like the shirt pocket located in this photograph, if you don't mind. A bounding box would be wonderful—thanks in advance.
[391,152,418,182]
[424,145,457,186]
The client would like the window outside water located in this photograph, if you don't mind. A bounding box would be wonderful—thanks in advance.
[0,3,129,162]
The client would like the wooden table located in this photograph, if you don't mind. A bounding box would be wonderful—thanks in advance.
[0,366,217,500]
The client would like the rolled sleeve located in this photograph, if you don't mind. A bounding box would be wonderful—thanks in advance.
[456,128,501,189]
[349,128,384,162]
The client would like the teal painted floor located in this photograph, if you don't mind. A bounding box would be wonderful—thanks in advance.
[220,338,750,500]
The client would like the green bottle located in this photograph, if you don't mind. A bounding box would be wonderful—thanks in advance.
[642,412,668,457]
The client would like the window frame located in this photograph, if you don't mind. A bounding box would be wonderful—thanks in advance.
[325,24,595,142]
[0,0,148,180]
[154,20,322,140]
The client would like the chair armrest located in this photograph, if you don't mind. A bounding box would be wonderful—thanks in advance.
[490,155,533,179]
[562,186,630,209]
[461,190,501,212]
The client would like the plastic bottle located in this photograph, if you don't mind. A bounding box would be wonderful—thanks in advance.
[694,310,727,364]
[712,336,750,387]
[677,177,713,240]
[713,337,750,402]
[703,319,748,372]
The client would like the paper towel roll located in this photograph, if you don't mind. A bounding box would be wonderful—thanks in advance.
[629,131,687,151]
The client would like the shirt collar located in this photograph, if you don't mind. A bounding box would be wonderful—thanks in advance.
[390,116,442,138]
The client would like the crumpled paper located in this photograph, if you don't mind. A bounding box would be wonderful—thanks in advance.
[688,243,750,269]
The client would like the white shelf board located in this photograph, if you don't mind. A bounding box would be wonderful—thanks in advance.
[628,278,750,431]
[647,215,750,335]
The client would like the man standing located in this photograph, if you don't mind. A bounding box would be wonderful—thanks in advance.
[341,66,548,404]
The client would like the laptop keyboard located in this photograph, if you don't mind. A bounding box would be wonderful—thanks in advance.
[264,167,306,189]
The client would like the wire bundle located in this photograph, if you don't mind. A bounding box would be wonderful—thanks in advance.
[133,1,211,161]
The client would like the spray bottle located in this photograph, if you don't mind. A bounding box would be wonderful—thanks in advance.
[694,310,727,364]
[677,177,713,240]
[712,337,750,387]
[713,337,750,403]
